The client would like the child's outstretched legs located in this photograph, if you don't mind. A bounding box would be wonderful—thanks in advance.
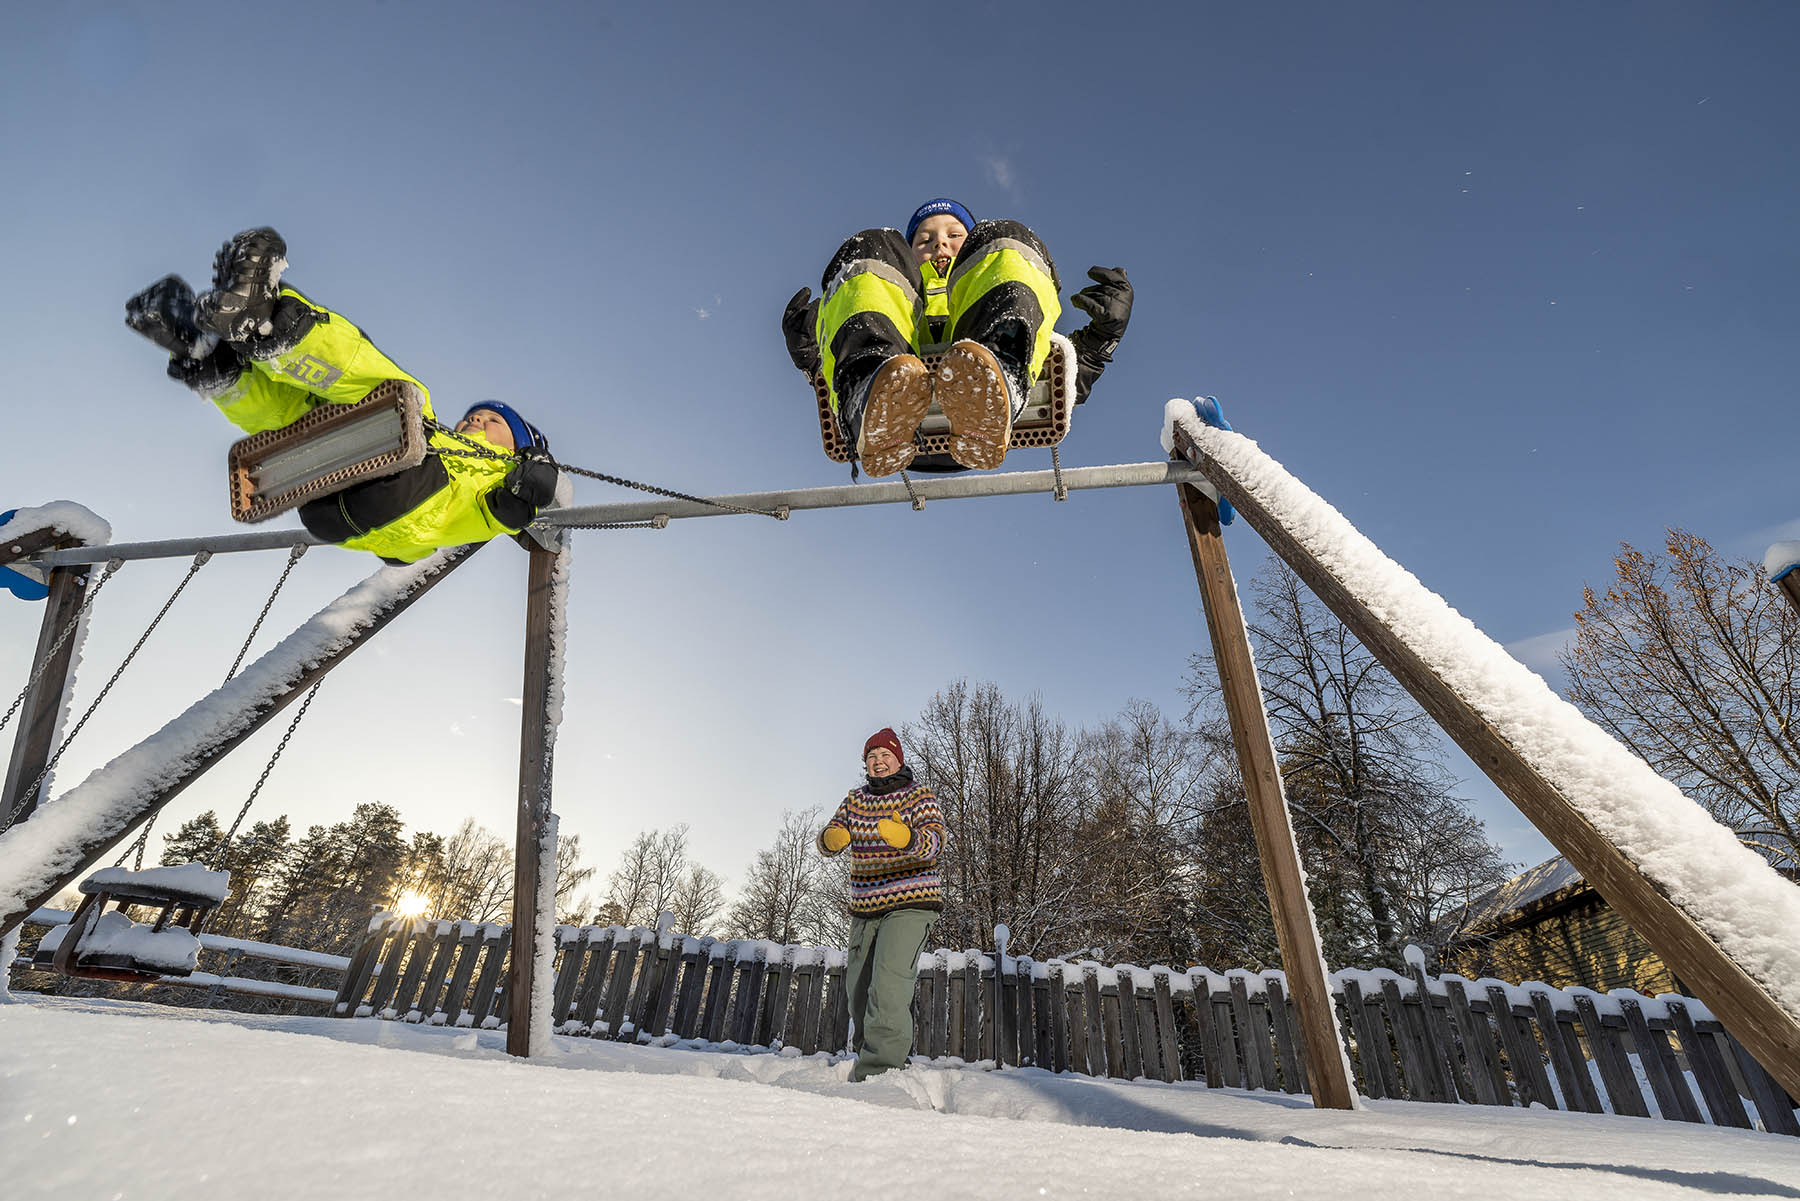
[935,220,1062,470]
[816,228,931,477]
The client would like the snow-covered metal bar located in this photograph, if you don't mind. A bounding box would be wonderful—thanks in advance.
[1166,401,1800,1103]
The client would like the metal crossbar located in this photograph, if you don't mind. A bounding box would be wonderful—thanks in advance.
[19,461,1203,566]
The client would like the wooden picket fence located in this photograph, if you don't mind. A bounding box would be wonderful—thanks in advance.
[332,916,1800,1136]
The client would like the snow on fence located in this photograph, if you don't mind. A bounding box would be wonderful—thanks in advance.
[332,915,1799,1136]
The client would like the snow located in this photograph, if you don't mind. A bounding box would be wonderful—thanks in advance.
[1456,855,1586,931]
[1765,541,1800,582]
[1162,399,1800,1020]
[83,861,231,905]
[0,501,112,550]
[528,812,558,1057]
[1,994,1795,1200]
[35,911,200,972]
[0,553,456,924]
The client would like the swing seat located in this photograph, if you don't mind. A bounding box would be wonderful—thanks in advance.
[228,379,428,524]
[34,865,228,982]
[810,332,1076,464]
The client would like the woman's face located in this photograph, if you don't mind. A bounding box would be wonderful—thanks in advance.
[865,746,901,778]
[910,214,969,269]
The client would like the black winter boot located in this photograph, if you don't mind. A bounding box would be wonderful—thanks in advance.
[125,275,215,358]
[195,227,287,343]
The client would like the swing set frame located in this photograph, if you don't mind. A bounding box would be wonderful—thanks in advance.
[5,435,1799,1113]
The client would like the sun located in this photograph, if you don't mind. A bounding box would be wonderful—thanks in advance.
[395,891,429,918]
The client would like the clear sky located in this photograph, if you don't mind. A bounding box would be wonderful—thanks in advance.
[3,2,1796,906]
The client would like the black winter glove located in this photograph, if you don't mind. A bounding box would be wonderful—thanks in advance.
[1069,266,1132,348]
[488,447,560,528]
[782,287,822,375]
[167,342,247,398]
[1068,266,1132,405]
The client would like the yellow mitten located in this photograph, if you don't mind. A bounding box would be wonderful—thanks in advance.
[876,817,912,850]
[821,825,850,853]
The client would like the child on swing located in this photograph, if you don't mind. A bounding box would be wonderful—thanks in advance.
[126,227,560,563]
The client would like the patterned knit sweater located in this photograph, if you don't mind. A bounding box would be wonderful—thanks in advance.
[818,778,946,917]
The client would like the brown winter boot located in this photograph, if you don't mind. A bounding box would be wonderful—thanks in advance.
[855,354,933,478]
[934,340,1018,471]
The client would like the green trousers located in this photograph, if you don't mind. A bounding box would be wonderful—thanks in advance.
[845,907,935,1081]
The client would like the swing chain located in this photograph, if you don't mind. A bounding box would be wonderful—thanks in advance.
[119,812,155,871]
[223,544,308,684]
[210,680,321,870]
[0,558,124,739]
[109,546,313,869]
[0,552,212,834]
[1051,446,1068,502]
[899,469,925,512]
[421,417,788,522]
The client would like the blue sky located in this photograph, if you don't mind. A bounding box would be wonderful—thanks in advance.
[3,3,1796,909]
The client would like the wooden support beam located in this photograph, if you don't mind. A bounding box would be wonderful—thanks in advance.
[1176,482,1358,1110]
[1,527,73,567]
[1173,424,1800,1103]
[1777,572,1800,621]
[0,545,479,939]
[507,541,564,1057]
[4,561,94,824]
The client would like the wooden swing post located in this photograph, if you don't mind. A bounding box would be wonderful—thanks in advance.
[1777,572,1800,621]
[1,530,94,826]
[1175,481,1358,1110]
[1173,423,1800,1104]
[507,538,564,1058]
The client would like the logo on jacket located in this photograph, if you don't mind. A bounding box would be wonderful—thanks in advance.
[284,355,344,389]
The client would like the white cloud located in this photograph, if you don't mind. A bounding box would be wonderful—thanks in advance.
[1504,626,1577,677]
[984,156,1018,197]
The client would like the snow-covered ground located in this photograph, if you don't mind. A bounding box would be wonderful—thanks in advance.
[2,994,1796,1200]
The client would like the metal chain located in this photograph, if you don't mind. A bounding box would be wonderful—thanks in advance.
[0,558,123,738]
[111,547,313,872]
[223,544,308,684]
[899,469,925,511]
[119,811,156,870]
[0,552,212,834]
[423,417,788,521]
[1051,445,1068,502]
[210,680,321,870]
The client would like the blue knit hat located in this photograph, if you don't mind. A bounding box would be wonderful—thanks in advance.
[463,401,548,454]
[905,198,975,243]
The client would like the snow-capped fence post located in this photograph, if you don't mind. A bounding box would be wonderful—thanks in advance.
[1174,476,1359,1111]
[1169,411,1800,1104]
[1,525,98,828]
[505,540,567,1058]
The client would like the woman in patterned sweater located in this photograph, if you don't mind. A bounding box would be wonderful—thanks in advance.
[818,728,947,1081]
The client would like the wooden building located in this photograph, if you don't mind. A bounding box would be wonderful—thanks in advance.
[1438,857,1679,994]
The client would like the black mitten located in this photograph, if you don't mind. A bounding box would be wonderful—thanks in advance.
[488,447,560,528]
[782,287,822,375]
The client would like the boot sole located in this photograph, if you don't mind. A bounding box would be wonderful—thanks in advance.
[857,355,932,477]
[936,341,1013,471]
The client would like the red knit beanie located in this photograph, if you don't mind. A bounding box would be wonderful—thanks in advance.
[863,727,903,767]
